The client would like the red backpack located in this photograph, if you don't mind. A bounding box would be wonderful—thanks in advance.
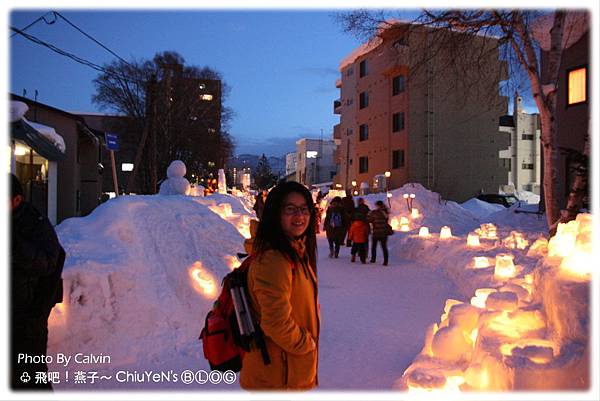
[199,254,270,372]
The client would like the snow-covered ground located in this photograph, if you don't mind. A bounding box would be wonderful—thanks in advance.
[46,184,592,394]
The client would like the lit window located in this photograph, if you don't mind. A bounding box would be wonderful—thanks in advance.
[306,151,318,159]
[568,67,586,105]
[201,94,213,101]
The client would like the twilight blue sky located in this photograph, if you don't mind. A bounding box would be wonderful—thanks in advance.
[9,10,372,157]
[9,9,535,157]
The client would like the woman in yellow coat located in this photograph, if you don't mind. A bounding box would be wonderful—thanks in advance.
[240,181,320,390]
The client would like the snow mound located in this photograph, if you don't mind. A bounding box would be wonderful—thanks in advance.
[461,198,505,220]
[49,195,247,387]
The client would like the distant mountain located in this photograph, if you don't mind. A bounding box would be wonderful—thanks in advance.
[228,154,286,177]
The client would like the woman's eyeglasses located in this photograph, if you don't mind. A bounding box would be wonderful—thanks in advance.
[282,205,311,216]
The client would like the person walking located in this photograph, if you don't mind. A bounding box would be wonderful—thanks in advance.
[341,190,355,247]
[323,196,347,258]
[10,174,65,390]
[348,210,370,264]
[368,200,390,266]
[253,189,268,220]
[240,181,320,390]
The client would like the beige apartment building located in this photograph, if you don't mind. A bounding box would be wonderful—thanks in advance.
[499,95,542,194]
[333,22,509,202]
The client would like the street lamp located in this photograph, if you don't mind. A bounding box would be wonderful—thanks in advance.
[384,171,391,178]
[351,180,357,187]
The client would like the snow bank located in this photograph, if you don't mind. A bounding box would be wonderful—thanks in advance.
[392,199,591,392]
[49,195,250,388]
[461,198,505,220]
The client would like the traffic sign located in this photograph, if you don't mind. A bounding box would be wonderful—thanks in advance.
[105,132,119,151]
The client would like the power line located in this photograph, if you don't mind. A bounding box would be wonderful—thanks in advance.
[9,11,57,38]
[10,26,144,85]
[52,11,132,67]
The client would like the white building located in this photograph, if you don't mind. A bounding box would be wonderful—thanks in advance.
[499,95,542,194]
[295,138,337,187]
[285,152,297,177]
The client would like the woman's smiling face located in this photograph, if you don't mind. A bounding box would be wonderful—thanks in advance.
[280,192,311,238]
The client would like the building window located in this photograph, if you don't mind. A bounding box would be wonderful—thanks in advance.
[346,98,353,106]
[568,67,587,105]
[346,128,353,136]
[392,149,405,169]
[359,60,368,77]
[522,163,534,170]
[392,112,405,132]
[359,156,368,173]
[359,124,369,141]
[359,91,369,109]
[346,67,354,77]
[521,134,534,140]
[392,75,405,96]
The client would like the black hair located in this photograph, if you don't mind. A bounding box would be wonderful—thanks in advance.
[10,174,23,197]
[253,181,317,271]
[331,196,342,204]
[375,200,384,207]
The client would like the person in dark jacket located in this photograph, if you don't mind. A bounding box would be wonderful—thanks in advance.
[253,189,268,220]
[368,200,390,266]
[356,197,370,217]
[10,174,64,390]
[341,190,355,246]
[323,196,347,258]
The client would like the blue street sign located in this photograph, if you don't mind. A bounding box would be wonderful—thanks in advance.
[105,132,119,151]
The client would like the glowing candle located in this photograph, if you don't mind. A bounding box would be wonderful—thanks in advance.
[471,256,490,269]
[494,253,516,279]
[467,232,480,247]
[411,208,420,218]
[400,224,410,232]
[439,226,452,239]
[419,226,430,237]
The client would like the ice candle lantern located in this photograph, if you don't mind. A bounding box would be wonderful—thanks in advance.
[411,208,420,219]
[439,226,452,239]
[494,253,517,279]
[419,226,430,237]
[467,232,481,247]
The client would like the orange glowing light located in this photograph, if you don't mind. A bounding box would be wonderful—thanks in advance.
[471,256,491,269]
[400,224,410,232]
[48,300,68,327]
[439,226,452,239]
[494,254,516,279]
[390,217,400,231]
[411,208,420,219]
[467,232,481,247]
[419,226,430,237]
[400,216,409,225]
[503,231,529,250]
[189,262,218,298]
[485,310,546,338]
[470,288,497,308]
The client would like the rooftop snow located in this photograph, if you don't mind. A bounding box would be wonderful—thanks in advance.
[24,118,66,153]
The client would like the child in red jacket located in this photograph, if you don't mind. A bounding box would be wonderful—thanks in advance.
[348,211,370,263]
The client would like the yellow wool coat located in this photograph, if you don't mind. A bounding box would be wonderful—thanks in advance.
[240,247,320,390]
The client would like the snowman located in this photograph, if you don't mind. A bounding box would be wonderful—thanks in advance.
[159,160,191,195]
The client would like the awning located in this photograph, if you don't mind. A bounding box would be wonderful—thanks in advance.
[11,119,66,161]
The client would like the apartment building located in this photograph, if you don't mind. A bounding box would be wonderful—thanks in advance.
[499,95,542,194]
[285,151,297,177]
[296,138,337,187]
[538,13,590,208]
[333,22,508,202]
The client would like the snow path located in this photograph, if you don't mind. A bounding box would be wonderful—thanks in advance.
[315,234,462,390]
